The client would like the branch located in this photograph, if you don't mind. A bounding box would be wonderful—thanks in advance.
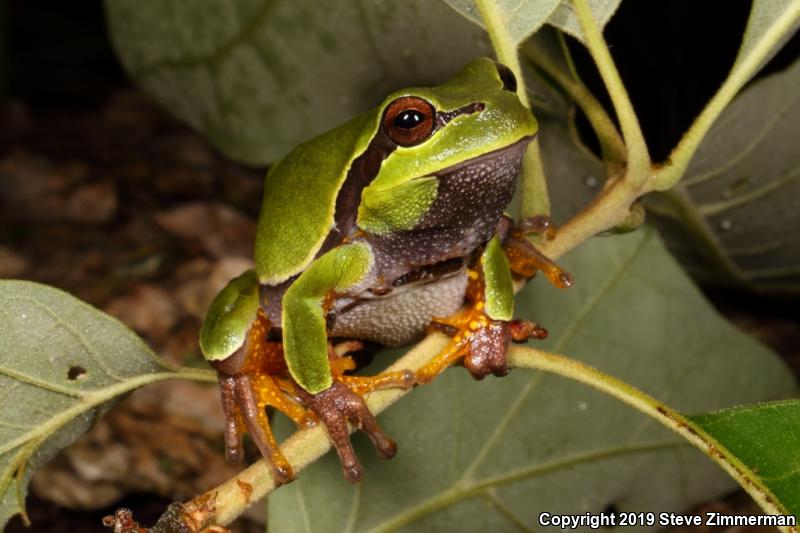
[183,342,790,530]
[507,346,791,527]
[572,0,651,185]
[149,4,800,529]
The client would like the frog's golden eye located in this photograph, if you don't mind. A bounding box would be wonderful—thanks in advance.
[382,96,436,147]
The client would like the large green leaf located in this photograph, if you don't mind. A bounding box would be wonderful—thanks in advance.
[268,228,796,532]
[442,0,562,45]
[734,0,800,78]
[0,281,212,529]
[692,400,800,519]
[442,0,622,45]
[104,0,491,165]
[647,58,800,294]
[545,0,622,43]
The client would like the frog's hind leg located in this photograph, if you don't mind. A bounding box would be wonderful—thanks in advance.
[417,235,549,384]
[294,340,414,482]
[213,311,316,486]
[280,242,415,482]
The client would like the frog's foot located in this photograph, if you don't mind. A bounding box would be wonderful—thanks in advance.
[503,215,575,288]
[418,301,547,383]
[298,380,401,483]
[329,341,415,396]
[218,373,294,485]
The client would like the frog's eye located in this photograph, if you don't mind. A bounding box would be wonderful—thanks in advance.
[382,96,436,147]
[494,62,517,93]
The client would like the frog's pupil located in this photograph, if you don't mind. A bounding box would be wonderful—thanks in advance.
[394,110,424,129]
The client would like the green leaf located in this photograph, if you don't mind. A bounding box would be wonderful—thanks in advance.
[442,0,621,45]
[692,400,800,519]
[442,0,562,45]
[734,0,800,79]
[268,228,796,532]
[104,0,491,165]
[546,0,622,43]
[647,58,800,294]
[0,280,213,529]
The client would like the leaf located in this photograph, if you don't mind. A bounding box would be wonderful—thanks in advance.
[104,0,491,165]
[442,0,562,45]
[733,0,800,79]
[545,0,622,43]
[442,0,621,45]
[692,400,800,518]
[0,280,206,529]
[647,58,800,294]
[268,228,796,532]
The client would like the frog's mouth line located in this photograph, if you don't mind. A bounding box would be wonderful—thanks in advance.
[430,134,536,178]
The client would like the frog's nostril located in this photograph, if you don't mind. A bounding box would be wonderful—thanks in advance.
[494,62,517,93]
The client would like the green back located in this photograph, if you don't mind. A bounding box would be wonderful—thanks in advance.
[254,110,380,285]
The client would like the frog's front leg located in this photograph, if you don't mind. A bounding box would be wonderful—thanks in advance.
[502,215,575,288]
[416,236,530,381]
[417,230,569,383]
[281,242,414,482]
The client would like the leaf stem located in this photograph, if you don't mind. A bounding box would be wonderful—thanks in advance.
[0,367,217,525]
[0,368,216,458]
[571,0,650,185]
[519,140,551,219]
[473,0,527,108]
[474,0,550,219]
[654,2,800,190]
[508,346,792,526]
[521,38,626,165]
[537,177,636,260]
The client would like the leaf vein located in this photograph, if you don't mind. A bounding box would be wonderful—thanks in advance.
[0,365,85,399]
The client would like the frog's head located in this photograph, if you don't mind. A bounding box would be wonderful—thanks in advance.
[364,57,537,192]
[356,57,538,235]
[378,57,536,156]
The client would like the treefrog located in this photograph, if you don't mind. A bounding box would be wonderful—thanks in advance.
[199,57,572,485]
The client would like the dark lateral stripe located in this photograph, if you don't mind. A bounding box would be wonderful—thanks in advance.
[316,129,397,257]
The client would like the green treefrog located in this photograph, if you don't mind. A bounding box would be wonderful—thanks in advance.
[199,58,572,485]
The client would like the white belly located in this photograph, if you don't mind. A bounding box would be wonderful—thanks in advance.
[329,271,468,346]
